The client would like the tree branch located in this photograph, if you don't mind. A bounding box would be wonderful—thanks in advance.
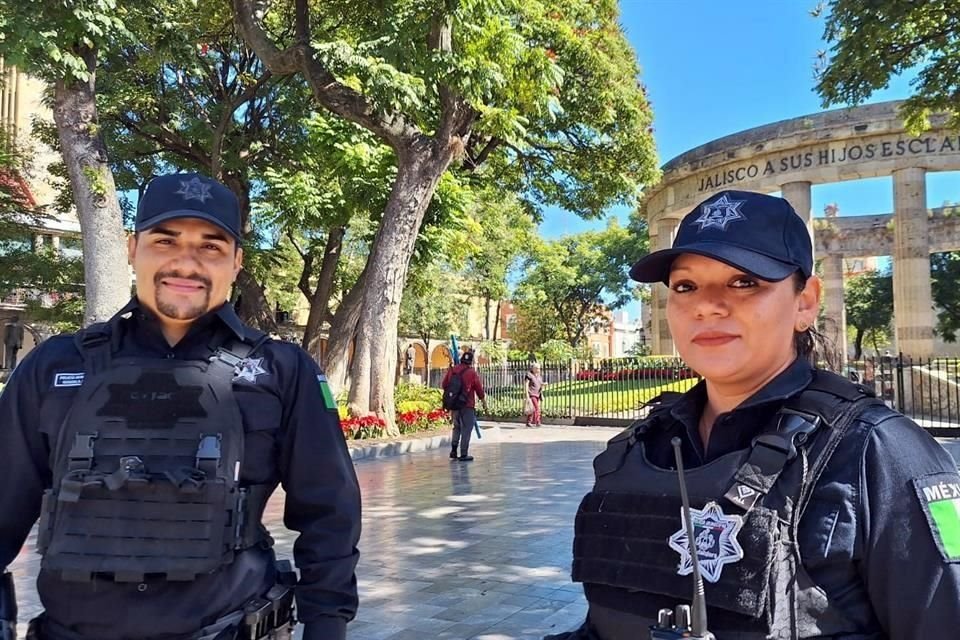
[116,114,210,167]
[232,0,419,148]
[463,136,502,171]
[429,11,476,144]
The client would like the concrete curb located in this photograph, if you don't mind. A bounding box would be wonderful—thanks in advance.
[350,425,501,462]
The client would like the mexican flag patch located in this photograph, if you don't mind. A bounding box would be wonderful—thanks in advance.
[914,472,960,562]
[317,374,337,410]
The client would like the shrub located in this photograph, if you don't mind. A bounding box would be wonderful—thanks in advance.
[397,400,433,414]
[395,382,442,406]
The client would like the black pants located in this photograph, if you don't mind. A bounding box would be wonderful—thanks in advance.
[451,407,476,455]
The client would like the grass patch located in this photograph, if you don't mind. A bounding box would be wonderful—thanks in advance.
[484,377,699,417]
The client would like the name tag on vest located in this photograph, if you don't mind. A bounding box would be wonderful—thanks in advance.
[54,372,85,388]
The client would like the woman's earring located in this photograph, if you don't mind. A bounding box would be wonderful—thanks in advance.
[797,322,809,332]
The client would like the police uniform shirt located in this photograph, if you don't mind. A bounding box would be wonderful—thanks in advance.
[0,299,360,640]
[641,357,960,638]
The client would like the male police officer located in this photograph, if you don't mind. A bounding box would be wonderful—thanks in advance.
[0,173,361,640]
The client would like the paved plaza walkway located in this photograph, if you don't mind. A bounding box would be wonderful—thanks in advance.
[9,423,960,640]
[8,425,613,640]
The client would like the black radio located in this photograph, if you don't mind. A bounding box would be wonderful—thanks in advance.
[649,439,716,640]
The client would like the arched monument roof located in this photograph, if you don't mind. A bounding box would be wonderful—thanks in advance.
[644,100,960,225]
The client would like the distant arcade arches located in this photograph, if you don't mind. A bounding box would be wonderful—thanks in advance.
[643,100,960,357]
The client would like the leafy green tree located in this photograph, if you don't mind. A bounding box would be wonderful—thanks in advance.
[0,137,86,331]
[462,188,535,340]
[932,251,960,342]
[89,0,330,332]
[397,263,462,365]
[232,0,659,430]
[0,0,132,323]
[539,338,576,363]
[477,339,508,364]
[515,219,642,348]
[845,269,893,359]
[815,1,960,131]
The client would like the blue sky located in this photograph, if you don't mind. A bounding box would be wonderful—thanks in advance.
[538,0,959,321]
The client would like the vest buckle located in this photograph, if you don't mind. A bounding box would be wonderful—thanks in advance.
[196,434,222,475]
[750,411,821,462]
[67,433,97,471]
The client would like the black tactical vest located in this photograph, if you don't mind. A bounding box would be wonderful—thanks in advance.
[37,323,275,583]
[570,371,885,640]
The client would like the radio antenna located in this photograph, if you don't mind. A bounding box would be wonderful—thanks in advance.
[671,437,709,637]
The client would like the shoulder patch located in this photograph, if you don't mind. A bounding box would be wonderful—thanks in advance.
[913,471,960,562]
[317,374,337,410]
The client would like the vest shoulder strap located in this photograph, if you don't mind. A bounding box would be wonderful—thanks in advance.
[74,322,113,375]
[724,370,882,513]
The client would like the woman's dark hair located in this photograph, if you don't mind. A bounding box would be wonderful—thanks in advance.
[792,272,839,369]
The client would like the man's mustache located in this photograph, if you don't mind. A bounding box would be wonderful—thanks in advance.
[154,271,212,289]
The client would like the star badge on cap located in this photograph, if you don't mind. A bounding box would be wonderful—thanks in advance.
[174,176,213,203]
[694,193,747,232]
[667,501,745,583]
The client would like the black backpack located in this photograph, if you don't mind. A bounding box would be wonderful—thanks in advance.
[442,370,469,410]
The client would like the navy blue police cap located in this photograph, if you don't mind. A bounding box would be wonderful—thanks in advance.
[135,173,242,241]
[629,190,813,284]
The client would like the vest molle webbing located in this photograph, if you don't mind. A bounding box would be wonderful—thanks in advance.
[571,370,883,639]
[37,324,273,583]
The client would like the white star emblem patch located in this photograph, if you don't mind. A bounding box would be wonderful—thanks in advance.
[174,177,213,203]
[233,357,267,384]
[694,194,747,232]
[667,501,744,583]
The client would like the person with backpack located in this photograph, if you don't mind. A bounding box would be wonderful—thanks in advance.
[441,350,488,462]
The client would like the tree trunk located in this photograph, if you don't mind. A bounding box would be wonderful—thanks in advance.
[51,50,129,326]
[302,226,345,359]
[484,296,492,340]
[234,268,278,333]
[322,266,367,391]
[854,328,864,360]
[492,299,502,341]
[346,139,457,436]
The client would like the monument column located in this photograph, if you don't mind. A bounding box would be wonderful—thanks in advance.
[820,253,847,364]
[780,181,814,255]
[892,167,934,357]
[654,217,679,355]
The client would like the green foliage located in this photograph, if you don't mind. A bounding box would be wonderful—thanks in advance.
[539,338,576,362]
[514,218,643,348]
[626,340,652,357]
[249,0,659,216]
[477,340,508,364]
[394,382,443,406]
[0,0,132,83]
[398,261,464,346]
[461,187,535,309]
[845,269,893,358]
[0,140,85,331]
[507,297,564,354]
[396,400,433,414]
[816,1,960,131]
[932,251,960,342]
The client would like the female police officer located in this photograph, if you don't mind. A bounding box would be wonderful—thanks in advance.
[548,190,960,640]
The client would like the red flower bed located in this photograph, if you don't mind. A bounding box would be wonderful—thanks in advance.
[341,408,451,440]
